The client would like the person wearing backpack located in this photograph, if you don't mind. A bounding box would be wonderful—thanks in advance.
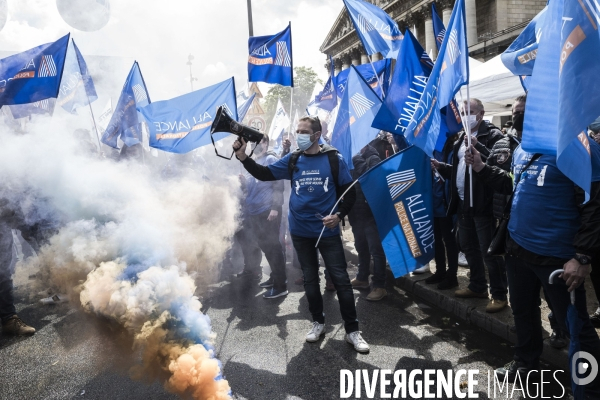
[232,116,369,353]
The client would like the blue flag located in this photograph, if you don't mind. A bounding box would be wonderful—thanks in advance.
[56,39,98,114]
[331,66,382,170]
[139,77,237,154]
[524,0,600,196]
[501,6,548,76]
[342,0,403,59]
[313,57,338,111]
[101,62,151,149]
[404,0,469,156]
[237,92,255,121]
[519,75,531,91]
[431,3,446,51]
[0,34,69,107]
[372,29,433,136]
[335,59,391,99]
[248,23,293,87]
[358,145,434,277]
[8,98,56,119]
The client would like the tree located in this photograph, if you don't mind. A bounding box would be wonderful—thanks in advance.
[262,66,323,131]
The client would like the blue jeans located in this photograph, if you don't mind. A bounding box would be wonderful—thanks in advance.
[458,212,507,300]
[506,254,600,396]
[291,234,359,333]
[0,223,16,323]
[352,214,386,288]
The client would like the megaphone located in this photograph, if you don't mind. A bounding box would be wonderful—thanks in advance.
[210,106,264,159]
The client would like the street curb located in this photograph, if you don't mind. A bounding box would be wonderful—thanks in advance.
[342,240,569,369]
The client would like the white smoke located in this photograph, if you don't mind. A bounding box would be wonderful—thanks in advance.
[0,115,240,399]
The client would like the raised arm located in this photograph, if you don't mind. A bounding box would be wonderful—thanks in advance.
[234,138,277,181]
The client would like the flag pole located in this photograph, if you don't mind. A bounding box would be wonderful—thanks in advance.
[288,86,294,139]
[71,39,102,154]
[367,54,385,99]
[315,179,360,247]
[459,89,474,208]
[87,102,102,154]
[466,85,473,208]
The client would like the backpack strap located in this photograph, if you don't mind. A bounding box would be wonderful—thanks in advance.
[288,150,302,185]
[326,150,340,198]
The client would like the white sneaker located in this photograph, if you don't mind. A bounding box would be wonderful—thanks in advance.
[345,331,370,353]
[458,252,468,267]
[306,321,325,343]
[412,263,431,274]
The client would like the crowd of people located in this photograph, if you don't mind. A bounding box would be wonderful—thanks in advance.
[232,95,600,393]
[2,94,600,393]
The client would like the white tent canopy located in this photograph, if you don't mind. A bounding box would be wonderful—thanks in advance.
[459,55,526,116]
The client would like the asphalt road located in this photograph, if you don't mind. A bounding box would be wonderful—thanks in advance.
[1,260,572,400]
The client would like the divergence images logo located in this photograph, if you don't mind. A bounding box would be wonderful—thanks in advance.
[275,41,291,67]
[572,351,599,386]
[38,55,58,78]
[350,93,375,119]
[387,169,416,201]
[132,84,147,103]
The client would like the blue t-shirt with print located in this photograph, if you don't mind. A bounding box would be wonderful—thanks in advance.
[268,151,353,238]
[245,154,278,216]
[508,141,600,259]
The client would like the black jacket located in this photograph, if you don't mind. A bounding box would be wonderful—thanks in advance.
[486,134,521,219]
[436,121,504,217]
[348,145,381,223]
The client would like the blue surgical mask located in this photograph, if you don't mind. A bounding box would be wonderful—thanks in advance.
[297,133,315,151]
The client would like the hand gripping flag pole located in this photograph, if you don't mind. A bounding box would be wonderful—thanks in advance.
[458,89,473,208]
[314,180,360,248]
[466,85,473,207]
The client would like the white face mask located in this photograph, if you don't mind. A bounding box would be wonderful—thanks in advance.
[465,115,479,130]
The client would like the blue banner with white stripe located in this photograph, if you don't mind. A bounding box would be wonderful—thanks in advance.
[139,77,237,154]
[101,61,151,148]
[0,34,69,106]
[248,24,293,87]
[358,145,434,277]
[331,65,382,170]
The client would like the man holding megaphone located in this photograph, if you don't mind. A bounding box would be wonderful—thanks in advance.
[232,116,370,353]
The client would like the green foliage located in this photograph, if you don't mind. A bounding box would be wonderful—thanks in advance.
[262,66,323,128]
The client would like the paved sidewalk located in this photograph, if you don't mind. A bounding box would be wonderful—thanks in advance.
[341,232,600,369]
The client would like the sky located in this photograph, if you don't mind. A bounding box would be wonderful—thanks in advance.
[0,0,342,102]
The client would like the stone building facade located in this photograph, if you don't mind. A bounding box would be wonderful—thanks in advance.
[320,0,545,71]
